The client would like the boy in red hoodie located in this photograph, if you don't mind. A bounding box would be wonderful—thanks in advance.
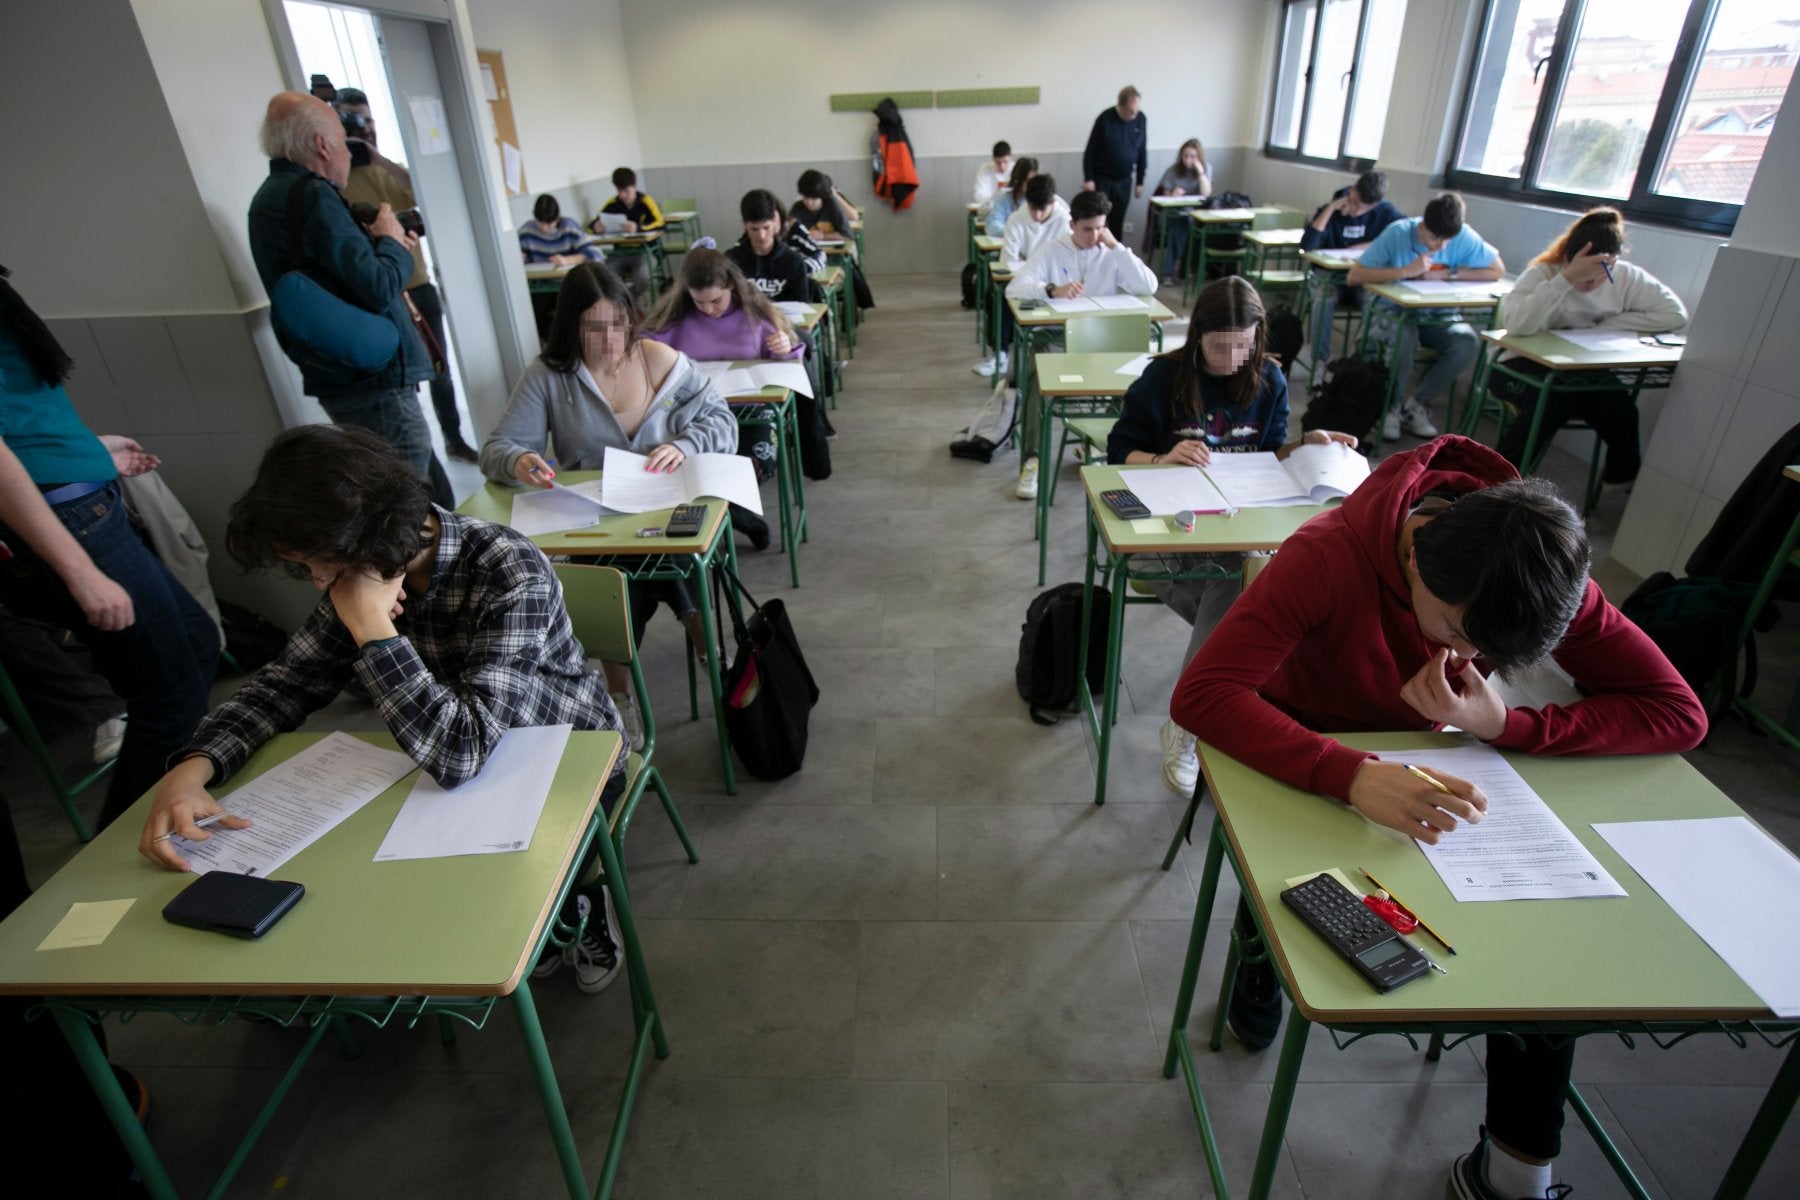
[1171,435,1705,1200]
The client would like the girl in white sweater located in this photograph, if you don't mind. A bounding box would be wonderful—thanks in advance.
[1492,207,1686,484]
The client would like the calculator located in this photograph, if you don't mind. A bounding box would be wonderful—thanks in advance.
[1279,873,1431,993]
[1100,489,1151,519]
[665,504,706,538]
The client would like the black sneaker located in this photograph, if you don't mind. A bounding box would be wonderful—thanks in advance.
[1446,1128,1573,1200]
[1224,902,1283,1050]
[568,892,622,994]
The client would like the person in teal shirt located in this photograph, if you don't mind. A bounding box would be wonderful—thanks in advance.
[1349,193,1506,441]
[0,265,217,828]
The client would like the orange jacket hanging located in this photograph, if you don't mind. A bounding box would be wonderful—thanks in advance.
[871,98,919,211]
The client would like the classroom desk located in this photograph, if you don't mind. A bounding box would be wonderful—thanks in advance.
[523,259,581,293]
[1007,296,1172,451]
[1165,733,1800,1200]
[720,370,808,588]
[1359,278,1514,451]
[971,235,1004,349]
[660,208,700,251]
[812,264,855,358]
[1183,207,1287,304]
[1463,329,1681,513]
[985,259,1018,358]
[1294,249,1365,382]
[1029,352,1144,584]
[590,229,670,301]
[966,201,983,267]
[1077,465,1324,805]
[850,217,865,262]
[1733,466,1800,751]
[457,477,742,794]
[1242,227,1305,299]
[0,730,666,1200]
[787,297,842,403]
[1149,194,1207,275]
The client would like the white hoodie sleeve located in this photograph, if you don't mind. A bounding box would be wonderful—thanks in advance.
[1108,244,1159,295]
[1596,262,1688,332]
[1498,263,1567,335]
[1007,237,1061,300]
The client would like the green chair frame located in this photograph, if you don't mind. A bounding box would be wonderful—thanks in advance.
[0,658,103,842]
[661,198,701,253]
[1244,211,1308,306]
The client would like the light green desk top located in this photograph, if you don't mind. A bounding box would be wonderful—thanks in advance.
[1480,327,1684,371]
[1151,195,1209,208]
[1081,464,1326,554]
[1301,250,1358,271]
[1366,278,1514,309]
[1009,296,1177,328]
[0,731,621,998]
[1200,732,1771,1024]
[714,363,796,407]
[1190,206,1284,224]
[589,230,663,248]
[811,266,845,289]
[660,210,698,221]
[972,234,1003,255]
[456,471,729,557]
[1034,352,1145,396]
[1246,228,1304,247]
[782,303,827,333]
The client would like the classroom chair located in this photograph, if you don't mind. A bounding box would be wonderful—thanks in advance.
[553,565,700,894]
[661,198,701,252]
[0,659,104,842]
[1045,314,1154,501]
[1245,210,1308,307]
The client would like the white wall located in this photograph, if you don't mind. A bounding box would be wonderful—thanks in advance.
[617,0,1266,167]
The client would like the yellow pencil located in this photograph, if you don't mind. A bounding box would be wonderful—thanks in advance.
[1361,868,1457,956]
[1405,763,1454,795]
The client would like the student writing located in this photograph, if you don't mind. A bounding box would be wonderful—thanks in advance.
[1150,138,1211,281]
[1299,169,1401,358]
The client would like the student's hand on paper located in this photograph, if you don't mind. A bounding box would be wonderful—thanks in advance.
[1402,253,1433,279]
[1308,429,1358,449]
[1401,647,1509,741]
[1169,186,1187,197]
[98,434,160,477]
[1347,759,1487,845]
[624,221,638,234]
[1050,282,1085,300]
[514,453,556,487]
[140,756,250,872]
[67,566,135,631]
[765,327,795,356]
[330,569,406,645]
[1562,241,1610,287]
[1159,439,1211,467]
[645,443,685,474]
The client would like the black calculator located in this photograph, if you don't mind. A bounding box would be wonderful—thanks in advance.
[665,504,706,538]
[1280,873,1431,993]
[1100,489,1151,519]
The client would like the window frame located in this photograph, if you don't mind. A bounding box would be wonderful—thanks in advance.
[1262,0,1392,169]
[1444,0,1762,235]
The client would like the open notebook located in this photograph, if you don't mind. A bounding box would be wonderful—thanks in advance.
[1123,443,1370,516]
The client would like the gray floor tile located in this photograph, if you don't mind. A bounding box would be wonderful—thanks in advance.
[935,804,1197,921]
[874,716,1093,804]
[679,804,937,919]
[853,921,1161,1082]
[805,647,939,718]
[934,647,1033,717]
[1592,1081,1800,1198]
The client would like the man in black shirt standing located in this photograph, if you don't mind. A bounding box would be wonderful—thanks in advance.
[1082,86,1147,241]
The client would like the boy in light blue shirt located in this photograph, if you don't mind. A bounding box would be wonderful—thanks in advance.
[1349,193,1505,440]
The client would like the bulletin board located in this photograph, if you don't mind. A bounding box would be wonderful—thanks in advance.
[477,49,527,197]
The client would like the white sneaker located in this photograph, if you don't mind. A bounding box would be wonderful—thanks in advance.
[1160,718,1199,797]
[93,715,126,764]
[1015,457,1040,500]
[1382,407,1401,441]
[1400,399,1439,438]
[973,350,1009,377]
[610,689,645,753]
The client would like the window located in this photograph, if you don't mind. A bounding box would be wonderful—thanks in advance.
[1264,0,1411,166]
[1448,0,1800,232]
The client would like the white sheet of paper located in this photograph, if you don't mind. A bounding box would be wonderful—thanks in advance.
[1090,295,1150,311]
[698,359,813,399]
[408,97,450,156]
[38,899,136,951]
[1200,452,1314,507]
[1114,353,1151,377]
[510,480,608,536]
[501,141,523,193]
[479,63,500,102]
[600,446,763,516]
[374,725,571,861]
[1313,244,1370,263]
[173,733,418,877]
[773,301,814,319]
[1397,279,1500,296]
[1045,297,1101,314]
[1551,328,1648,353]
[1121,467,1234,517]
[1593,817,1800,1017]
[1389,745,1627,901]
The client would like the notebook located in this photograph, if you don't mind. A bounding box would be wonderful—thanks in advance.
[1199,443,1371,508]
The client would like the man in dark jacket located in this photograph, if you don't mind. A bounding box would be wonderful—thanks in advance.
[1082,86,1147,240]
[247,91,450,506]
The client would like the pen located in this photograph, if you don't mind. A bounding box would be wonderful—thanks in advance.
[153,811,232,844]
[1405,763,1453,795]
[1601,257,1615,285]
[1362,867,1458,956]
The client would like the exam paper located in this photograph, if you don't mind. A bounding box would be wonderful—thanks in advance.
[510,479,608,536]
[600,446,763,516]
[1551,328,1648,353]
[1397,279,1502,296]
[1593,817,1800,1017]
[1201,444,1369,508]
[173,733,418,877]
[1313,244,1370,263]
[374,725,571,861]
[1045,297,1101,314]
[38,899,135,951]
[1121,467,1234,517]
[1089,295,1151,311]
[772,301,814,320]
[1114,353,1151,378]
[1387,745,1627,901]
[696,359,813,399]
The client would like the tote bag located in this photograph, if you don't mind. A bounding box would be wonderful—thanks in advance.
[269,179,400,384]
[719,567,819,780]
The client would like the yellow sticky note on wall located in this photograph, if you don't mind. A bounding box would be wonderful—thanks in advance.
[38,899,135,950]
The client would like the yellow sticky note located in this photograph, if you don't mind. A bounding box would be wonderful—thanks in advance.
[1129,517,1167,534]
[1058,374,1084,383]
[1284,867,1363,895]
[38,899,135,950]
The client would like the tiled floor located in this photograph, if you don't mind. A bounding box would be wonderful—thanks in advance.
[7,273,1799,1198]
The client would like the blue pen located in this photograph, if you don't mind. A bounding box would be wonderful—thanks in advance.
[1601,257,1615,285]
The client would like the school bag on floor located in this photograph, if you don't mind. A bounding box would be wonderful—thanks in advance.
[1301,356,1388,452]
[1619,572,1770,732]
[1016,583,1110,725]
[1265,304,1304,373]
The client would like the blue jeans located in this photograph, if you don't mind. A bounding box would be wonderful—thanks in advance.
[319,386,454,507]
[1310,282,1362,362]
[0,483,218,826]
[1164,213,1191,279]
[1377,307,1478,411]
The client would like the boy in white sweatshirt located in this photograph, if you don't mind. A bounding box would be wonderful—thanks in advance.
[970,176,1072,381]
[1491,207,1686,484]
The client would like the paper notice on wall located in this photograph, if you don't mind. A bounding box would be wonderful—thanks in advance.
[501,141,524,194]
[409,96,451,156]
[480,63,500,102]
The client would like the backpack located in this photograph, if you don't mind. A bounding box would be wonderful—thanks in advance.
[1302,356,1389,451]
[1016,583,1110,725]
[1266,304,1305,372]
[1619,571,1772,730]
[960,262,978,309]
[1207,191,1255,210]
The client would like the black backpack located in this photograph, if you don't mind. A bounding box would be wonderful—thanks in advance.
[1016,583,1110,725]
[1302,356,1389,451]
[1620,572,1772,731]
[1207,191,1255,210]
[1266,304,1305,372]
[960,262,978,309]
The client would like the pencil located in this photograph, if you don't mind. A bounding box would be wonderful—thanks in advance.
[1361,868,1457,956]
[1405,763,1454,795]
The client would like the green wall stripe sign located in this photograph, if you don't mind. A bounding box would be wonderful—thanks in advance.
[935,87,1039,108]
[829,88,1039,112]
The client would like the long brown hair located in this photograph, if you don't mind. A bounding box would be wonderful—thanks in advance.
[1006,156,1038,207]
[1175,138,1208,178]
[638,248,793,339]
[1164,277,1268,417]
[1533,206,1626,267]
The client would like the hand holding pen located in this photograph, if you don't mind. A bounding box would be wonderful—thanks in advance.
[512,453,558,488]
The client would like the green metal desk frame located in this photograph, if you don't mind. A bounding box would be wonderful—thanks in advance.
[812,267,853,360]
[1730,466,1800,750]
[1292,259,1363,388]
[1183,211,1255,305]
[1356,285,1507,453]
[727,386,808,588]
[1029,352,1143,585]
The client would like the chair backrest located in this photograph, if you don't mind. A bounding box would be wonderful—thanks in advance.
[664,197,698,217]
[552,564,635,665]
[1253,209,1307,231]
[1065,312,1152,354]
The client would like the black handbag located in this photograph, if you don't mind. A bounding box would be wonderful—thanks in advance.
[718,567,819,780]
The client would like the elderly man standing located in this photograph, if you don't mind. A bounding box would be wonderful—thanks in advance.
[247,91,451,505]
[1082,86,1148,242]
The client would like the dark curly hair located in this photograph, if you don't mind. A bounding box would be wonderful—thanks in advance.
[226,424,433,580]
